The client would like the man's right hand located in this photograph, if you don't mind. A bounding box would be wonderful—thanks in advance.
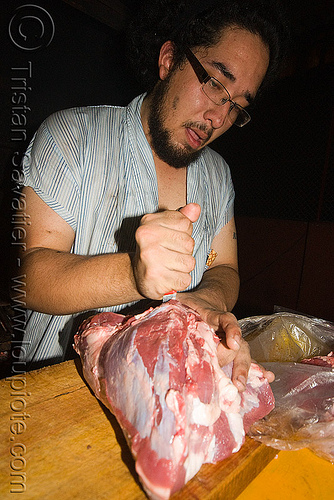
[133,203,201,300]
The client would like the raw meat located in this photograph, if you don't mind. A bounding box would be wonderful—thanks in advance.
[74,300,274,499]
[248,361,334,462]
[301,351,334,368]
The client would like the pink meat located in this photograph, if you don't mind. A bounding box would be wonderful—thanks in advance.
[74,300,274,499]
[301,351,334,368]
[248,360,334,462]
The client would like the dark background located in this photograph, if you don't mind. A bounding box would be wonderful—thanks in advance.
[1,0,334,323]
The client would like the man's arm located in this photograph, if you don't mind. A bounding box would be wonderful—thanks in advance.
[19,191,265,388]
[19,187,145,314]
[18,188,197,314]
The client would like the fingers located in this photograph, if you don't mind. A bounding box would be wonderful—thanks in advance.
[177,299,273,393]
[178,203,201,223]
[217,313,275,389]
[176,298,271,393]
[136,214,195,255]
[263,369,275,383]
[218,312,242,351]
[255,362,275,383]
[231,339,251,392]
[133,205,200,299]
[216,337,251,392]
[215,310,250,392]
[217,339,251,392]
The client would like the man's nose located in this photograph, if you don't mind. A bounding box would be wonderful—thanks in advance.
[204,101,230,129]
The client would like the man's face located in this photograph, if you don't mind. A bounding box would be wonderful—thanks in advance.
[144,26,270,168]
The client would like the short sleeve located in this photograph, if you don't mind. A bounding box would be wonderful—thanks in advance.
[22,109,84,231]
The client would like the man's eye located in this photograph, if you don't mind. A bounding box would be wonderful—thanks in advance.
[208,78,220,90]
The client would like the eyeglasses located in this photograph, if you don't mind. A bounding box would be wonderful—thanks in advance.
[185,48,251,128]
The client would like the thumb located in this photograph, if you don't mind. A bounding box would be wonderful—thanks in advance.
[179,203,201,223]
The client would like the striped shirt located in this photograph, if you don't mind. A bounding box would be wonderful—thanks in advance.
[21,94,235,367]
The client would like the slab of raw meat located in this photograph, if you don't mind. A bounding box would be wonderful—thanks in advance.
[301,351,334,368]
[74,300,274,499]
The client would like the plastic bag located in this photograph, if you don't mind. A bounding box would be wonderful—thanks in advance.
[248,361,334,462]
[239,312,334,362]
[239,312,334,462]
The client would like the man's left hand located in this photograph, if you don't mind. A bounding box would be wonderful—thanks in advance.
[177,293,271,392]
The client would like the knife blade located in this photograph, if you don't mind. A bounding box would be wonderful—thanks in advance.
[162,290,177,302]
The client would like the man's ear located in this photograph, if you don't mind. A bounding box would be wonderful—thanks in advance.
[158,41,175,80]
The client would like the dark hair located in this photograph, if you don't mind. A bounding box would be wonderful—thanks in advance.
[127,0,290,93]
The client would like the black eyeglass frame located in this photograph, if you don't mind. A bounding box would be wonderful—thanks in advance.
[184,48,251,127]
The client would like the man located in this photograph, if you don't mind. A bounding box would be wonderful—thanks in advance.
[17,0,288,388]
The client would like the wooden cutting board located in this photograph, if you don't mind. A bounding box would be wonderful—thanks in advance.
[0,360,277,500]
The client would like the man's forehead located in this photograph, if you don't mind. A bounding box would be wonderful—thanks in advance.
[198,25,267,54]
[188,25,266,72]
[193,28,269,103]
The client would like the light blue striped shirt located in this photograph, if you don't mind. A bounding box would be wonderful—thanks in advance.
[21,94,235,367]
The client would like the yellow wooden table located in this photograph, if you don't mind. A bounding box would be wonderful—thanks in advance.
[237,448,334,500]
[0,360,332,499]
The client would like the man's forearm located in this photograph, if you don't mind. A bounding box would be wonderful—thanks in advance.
[183,264,240,312]
[21,248,144,315]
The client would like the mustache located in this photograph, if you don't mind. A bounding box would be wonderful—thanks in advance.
[183,121,214,142]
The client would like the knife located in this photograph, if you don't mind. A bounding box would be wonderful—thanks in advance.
[162,290,177,302]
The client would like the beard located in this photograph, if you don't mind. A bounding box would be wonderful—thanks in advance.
[147,78,209,169]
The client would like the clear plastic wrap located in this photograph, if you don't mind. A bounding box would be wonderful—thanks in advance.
[239,312,334,462]
[239,312,334,362]
[248,361,334,462]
